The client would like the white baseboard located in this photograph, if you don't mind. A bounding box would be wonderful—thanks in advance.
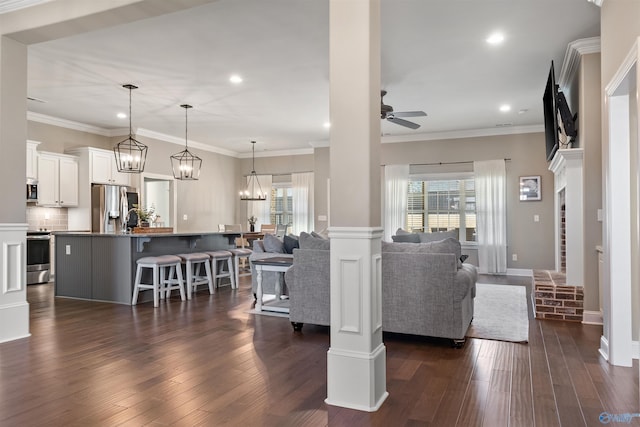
[506,268,533,277]
[599,336,609,361]
[633,341,639,360]
[582,310,603,325]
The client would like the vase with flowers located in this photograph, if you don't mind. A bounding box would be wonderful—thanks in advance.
[248,215,257,232]
[133,204,155,227]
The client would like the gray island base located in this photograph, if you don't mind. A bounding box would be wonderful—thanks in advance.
[54,232,239,305]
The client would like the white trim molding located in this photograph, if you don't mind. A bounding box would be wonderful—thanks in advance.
[326,226,388,412]
[558,37,601,90]
[0,223,30,343]
[587,0,603,7]
[582,310,603,325]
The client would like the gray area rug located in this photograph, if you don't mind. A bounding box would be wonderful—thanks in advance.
[466,283,529,343]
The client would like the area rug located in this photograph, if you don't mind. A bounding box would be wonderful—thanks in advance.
[466,283,529,343]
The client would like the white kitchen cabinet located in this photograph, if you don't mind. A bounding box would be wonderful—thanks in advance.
[37,152,78,207]
[90,149,130,186]
[26,140,40,179]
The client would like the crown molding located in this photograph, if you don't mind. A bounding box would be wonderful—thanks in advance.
[27,111,118,136]
[135,128,239,158]
[558,37,601,90]
[381,124,544,144]
[237,147,314,158]
[587,0,603,7]
[0,0,50,14]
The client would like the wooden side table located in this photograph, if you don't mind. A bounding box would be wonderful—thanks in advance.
[252,256,293,313]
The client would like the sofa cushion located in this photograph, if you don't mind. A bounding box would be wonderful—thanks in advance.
[417,229,458,243]
[395,228,412,235]
[391,233,420,243]
[311,231,328,239]
[299,232,330,250]
[263,233,285,253]
[382,237,461,262]
[252,239,266,252]
[283,234,299,254]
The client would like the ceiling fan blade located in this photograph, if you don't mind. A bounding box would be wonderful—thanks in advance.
[392,111,427,118]
[387,116,420,129]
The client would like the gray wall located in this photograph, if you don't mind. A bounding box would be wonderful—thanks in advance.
[305,133,556,270]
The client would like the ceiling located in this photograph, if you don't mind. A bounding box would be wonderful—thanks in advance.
[23,0,601,157]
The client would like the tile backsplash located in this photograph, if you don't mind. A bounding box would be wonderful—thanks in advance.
[26,206,68,231]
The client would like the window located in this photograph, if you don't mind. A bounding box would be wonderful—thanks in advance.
[270,184,293,226]
[407,177,476,242]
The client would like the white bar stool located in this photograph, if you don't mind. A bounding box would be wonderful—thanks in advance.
[206,250,235,289]
[177,252,214,299]
[132,255,185,307]
[228,248,252,287]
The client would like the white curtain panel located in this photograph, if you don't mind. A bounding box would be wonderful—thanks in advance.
[292,172,314,235]
[247,174,272,229]
[383,164,410,241]
[474,159,507,274]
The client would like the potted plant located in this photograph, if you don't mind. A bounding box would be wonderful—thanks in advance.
[134,204,155,227]
[248,215,257,232]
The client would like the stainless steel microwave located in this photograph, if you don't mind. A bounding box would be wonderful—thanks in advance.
[27,179,38,203]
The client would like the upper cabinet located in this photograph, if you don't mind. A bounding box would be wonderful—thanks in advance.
[90,149,130,186]
[26,140,40,179]
[37,152,78,207]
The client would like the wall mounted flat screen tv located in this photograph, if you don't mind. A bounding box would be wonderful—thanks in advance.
[543,61,560,162]
[543,61,577,162]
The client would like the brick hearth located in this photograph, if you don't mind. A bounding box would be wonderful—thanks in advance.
[533,270,584,322]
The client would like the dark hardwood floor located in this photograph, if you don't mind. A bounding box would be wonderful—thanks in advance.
[0,275,637,426]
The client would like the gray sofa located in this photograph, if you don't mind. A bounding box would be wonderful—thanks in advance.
[284,237,477,345]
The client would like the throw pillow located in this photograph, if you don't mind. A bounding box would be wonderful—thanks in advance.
[418,229,458,243]
[263,233,285,253]
[391,233,420,243]
[395,228,412,235]
[283,234,299,254]
[311,231,328,239]
[299,232,330,250]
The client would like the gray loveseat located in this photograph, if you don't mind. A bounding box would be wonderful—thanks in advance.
[284,236,477,345]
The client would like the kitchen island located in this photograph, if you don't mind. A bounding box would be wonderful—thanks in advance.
[54,231,240,304]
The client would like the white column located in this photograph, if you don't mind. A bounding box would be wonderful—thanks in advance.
[549,148,585,287]
[326,0,387,411]
[0,36,30,342]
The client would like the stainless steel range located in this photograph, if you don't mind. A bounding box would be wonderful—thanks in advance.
[26,230,51,284]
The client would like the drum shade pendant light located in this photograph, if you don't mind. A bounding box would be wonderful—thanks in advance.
[171,104,202,180]
[114,84,148,173]
[240,141,266,201]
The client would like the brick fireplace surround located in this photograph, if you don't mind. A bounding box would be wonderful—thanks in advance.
[533,270,584,322]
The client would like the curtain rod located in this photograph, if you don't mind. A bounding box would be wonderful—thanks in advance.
[382,158,511,167]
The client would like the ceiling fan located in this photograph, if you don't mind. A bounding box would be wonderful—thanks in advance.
[380,90,427,129]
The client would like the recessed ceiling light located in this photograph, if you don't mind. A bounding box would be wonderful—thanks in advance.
[229,74,243,84]
[117,112,127,119]
[323,122,331,129]
[499,104,511,112]
[486,32,505,45]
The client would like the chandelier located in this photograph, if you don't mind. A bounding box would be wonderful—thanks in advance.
[170,104,202,180]
[114,84,148,173]
[240,141,266,201]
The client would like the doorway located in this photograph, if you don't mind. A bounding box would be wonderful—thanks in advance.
[141,173,176,230]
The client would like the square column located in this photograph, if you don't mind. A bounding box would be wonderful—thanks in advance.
[327,0,387,411]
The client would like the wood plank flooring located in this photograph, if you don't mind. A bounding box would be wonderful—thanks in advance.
[0,275,637,426]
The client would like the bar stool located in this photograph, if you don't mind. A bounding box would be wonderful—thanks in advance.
[132,255,185,307]
[176,252,213,299]
[228,248,252,287]
[206,250,235,289]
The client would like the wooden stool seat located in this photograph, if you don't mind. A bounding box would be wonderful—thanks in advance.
[228,248,252,285]
[132,255,185,307]
[177,252,214,298]
[206,250,236,289]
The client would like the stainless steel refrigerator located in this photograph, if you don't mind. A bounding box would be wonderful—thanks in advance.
[91,184,139,233]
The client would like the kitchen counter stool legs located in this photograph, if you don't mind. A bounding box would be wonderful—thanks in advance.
[177,253,213,299]
[206,250,235,289]
[132,255,185,307]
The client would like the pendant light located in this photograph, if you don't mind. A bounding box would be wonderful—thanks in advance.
[240,141,266,201]
[114,84,148,173]
[170,104,202,180]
